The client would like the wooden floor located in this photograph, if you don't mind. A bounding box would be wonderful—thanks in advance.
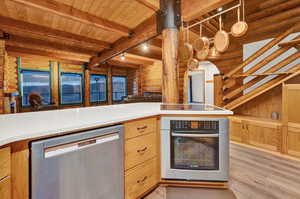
[144,187,236,199]
[230,142,300,199]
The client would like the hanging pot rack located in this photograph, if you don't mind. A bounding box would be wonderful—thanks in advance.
[186,0,243,30]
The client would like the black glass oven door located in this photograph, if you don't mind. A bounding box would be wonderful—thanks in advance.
[171,133,219,170]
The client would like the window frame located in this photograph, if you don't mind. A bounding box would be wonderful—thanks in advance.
[20,69,52,107]
[59,72,84,105]
[89,73,108,104]
[112,75,128,102]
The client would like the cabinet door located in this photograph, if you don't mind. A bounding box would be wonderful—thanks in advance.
[0,147,10,180]
[0,177,11,199]
[125,118,157,140]
[125,133,157,170]
[230,120,243,142]
[125,158,159,199]
[247,122,281,152]
[287,125,300,158]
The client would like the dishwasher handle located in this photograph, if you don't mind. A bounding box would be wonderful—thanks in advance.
[44,133,119,158]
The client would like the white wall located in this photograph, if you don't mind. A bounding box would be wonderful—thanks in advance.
[243,32,300,93]
[197,61,220,105]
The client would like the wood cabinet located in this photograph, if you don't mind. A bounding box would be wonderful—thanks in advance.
[287,123,300,158]
[0,177,11,199]
[230,116,282,152]
[125,158,159,199]
[125,132,157,171]
[125,117,157,139]
[0,146,11,199]
[124,117,159,199]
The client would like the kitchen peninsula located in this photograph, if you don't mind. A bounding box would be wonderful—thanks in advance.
[0,103,233,199]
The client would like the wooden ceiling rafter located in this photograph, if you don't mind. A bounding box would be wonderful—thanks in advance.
[10,0,131,36]
[7,35,98,56]
[106,60,140,69]
[0,16,110,49]
[89,14,158,67]
[135,0,160,11]
[6,45,89,64]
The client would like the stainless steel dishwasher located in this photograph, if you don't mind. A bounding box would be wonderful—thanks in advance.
[31,125,124,199]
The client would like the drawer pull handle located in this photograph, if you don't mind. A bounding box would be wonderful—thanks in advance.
[137,176,148,183]
[137,147,148,153]
[137,125,148,131]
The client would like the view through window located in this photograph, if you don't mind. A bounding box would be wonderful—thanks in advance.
[90,74,107,103]
[21,70,51,106]
[112,76,127,101]
[60,73,83,104]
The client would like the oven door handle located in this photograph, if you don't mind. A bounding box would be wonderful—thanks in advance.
[171,133,219,138]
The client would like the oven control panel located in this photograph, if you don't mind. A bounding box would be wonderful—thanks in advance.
[171,120,219,131]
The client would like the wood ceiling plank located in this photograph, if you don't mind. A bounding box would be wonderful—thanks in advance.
[182,0,235,21]
[113,54,154,66]
[135,0,159,11]
[89,15,158,67]
[10,0,131,36]
[0,16,110,49]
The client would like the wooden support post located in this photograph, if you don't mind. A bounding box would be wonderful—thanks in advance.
[84,68,90,107]
[51,61,59,106]
[0,39,5,114]
[214,74,224,107]
[107,65,112,105]
[160,0,181,104]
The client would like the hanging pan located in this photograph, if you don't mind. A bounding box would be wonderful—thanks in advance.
[231,0,248,37]
[178,25,193,63]
[214,15,230,53]
[193,24,210,52]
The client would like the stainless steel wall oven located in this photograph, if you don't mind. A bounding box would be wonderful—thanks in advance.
[161,117,229,181]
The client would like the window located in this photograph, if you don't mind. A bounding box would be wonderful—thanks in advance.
[60,73,83,105]
[90,74,107,103]
[21,70,51,107]
[112,76,127,102]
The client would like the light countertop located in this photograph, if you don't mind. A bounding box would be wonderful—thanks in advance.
[0,103,233,147]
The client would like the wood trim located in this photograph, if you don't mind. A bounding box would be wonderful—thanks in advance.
[160,180,228,189]
[11,0,130,36]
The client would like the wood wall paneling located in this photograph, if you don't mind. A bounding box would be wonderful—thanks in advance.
[0,40,6,114]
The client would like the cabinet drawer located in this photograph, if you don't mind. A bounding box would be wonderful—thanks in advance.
[0,147,10,180]
[0,177,11,199]
[125,158,158,199]
[125,133,157,170]
[125,118,157,139]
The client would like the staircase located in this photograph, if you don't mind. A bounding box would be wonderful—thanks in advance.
[219,23,300,110]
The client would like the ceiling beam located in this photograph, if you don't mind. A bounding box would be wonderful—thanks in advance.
[106,60,140,69]
[11,0,130,36]
[135,0,160,11]
[7,35,98,56]
[113,54,154,66]
[182,0,235,21]
[89,15,158,67]
[0,16,110,50]
[6,46,88,64]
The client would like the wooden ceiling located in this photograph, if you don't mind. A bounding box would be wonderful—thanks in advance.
[3,0,296,68]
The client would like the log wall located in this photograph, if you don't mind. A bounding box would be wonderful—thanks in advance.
[0,54,137,113]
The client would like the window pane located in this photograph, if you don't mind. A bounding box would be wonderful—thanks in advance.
[60,73,83,104]
[21,70,51,107]
[90,74,107,103]
[112,76,127,101]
